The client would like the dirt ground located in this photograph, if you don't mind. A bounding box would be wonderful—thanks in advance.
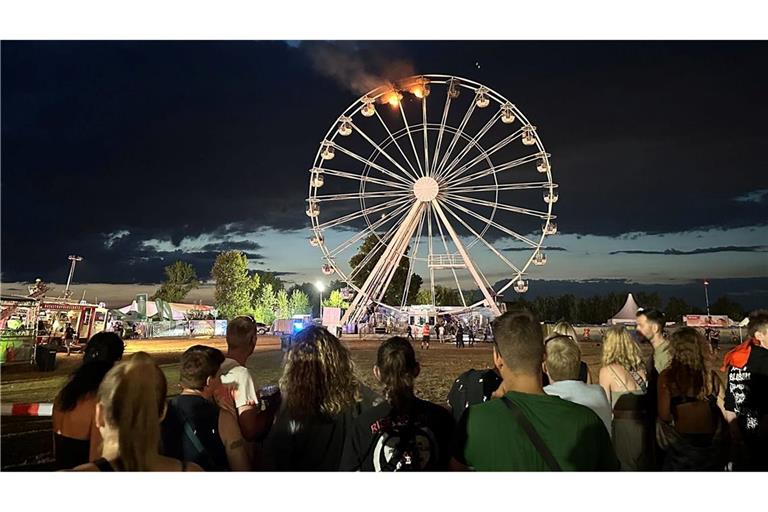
[1,334,726,470]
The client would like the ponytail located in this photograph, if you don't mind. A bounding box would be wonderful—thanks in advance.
[376,337,418,413]
[97,352,167,471]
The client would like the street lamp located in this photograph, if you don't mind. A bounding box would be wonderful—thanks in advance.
[704,280,711,316]
[315,281,325,320]
[64,255,83,300]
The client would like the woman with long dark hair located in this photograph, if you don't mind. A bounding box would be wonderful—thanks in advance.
[340,337,455,471]
[263,326,375,471]
[52,332,125,469]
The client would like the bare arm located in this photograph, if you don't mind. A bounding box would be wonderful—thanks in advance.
[219,409,252,471]
[598,366,613,405]
[584,362,594,385]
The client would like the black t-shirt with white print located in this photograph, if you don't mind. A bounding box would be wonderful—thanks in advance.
[725,344,768,455]
[340,396,455,471]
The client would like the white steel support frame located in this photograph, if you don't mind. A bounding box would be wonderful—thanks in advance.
[307,75,558,325]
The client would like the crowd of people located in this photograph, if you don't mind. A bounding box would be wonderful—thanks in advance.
[49,307,768,471]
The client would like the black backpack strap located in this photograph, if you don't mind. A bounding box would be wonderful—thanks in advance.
[501,396,561,471]
[172,399,218,470]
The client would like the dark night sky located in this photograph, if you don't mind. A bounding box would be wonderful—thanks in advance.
[2,41,767,308]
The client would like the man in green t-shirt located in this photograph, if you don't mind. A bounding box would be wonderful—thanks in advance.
[451,309,619,471]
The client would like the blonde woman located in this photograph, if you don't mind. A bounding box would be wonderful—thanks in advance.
[263,326,376,471]
[657,327,728,470]
[599,326,651,470]
[73,352,202,471]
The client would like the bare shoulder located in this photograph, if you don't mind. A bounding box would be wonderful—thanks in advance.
[186,461,204,472]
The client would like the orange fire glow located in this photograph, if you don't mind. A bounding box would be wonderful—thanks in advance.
[381,90,403,107]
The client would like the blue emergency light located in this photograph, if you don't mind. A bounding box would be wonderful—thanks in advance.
[292,320,304,333]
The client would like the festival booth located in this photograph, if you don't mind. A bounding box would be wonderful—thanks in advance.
[37,299,109,345]
[115,298,215,338]
[608,293,641,325]
[0,295,40,365]
[683,315,732,328]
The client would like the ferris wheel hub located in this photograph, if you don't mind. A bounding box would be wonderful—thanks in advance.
[413,176,439,202]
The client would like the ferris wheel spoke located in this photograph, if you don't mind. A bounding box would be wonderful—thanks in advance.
[431,201,500,315]
[440,200,523,274]
[327,200,412,258]
[320,167,411,191]
[426,202,435,304]
[444,193,549,219]
[350,121,420,183]
[430,203,467,307]
[441,197,540,248]
[400,206,427,308]
[442,127,525,184]
[449,152,545,187]
[315,196,411,231]
[439,111,501,183]
[331,143,413,186]
[434,99,477,179]
[449,181,551,195]
[313,189,409,203]
[397,101,425,177]
[373,111,420,180]
[348,205,414,281]
[429,92,453,176]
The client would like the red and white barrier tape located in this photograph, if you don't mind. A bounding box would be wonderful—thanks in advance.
[1,403,54,417]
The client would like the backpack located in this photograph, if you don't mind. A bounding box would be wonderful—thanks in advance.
[447,368,502,422]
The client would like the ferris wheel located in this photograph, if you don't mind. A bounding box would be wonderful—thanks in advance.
[306,74,558,324]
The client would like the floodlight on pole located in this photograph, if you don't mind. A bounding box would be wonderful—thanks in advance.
[64,255,83,299]
[315,281,325,320]
[704,280,711,316]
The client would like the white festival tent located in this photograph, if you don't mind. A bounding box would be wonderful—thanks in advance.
[609,293,642,325]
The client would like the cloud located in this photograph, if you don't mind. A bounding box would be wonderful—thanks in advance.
[503,246,568,252]
[734,189,768,203]
[199,241,262,252]
[609,245,768,256]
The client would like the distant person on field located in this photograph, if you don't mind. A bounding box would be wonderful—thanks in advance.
[52,332,125,470]
[456,323,464,349]
[421,323,430,350]
[599,326,651,470]
[73,352,202,471]
[263,326,378,470]
[340,337,454,471]
[161,346,251,471]
[543,335,612,436]
[721,309,768,470]
[657,327,728,470]
[451,309,619,471]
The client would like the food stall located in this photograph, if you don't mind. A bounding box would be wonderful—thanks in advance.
[0,294,40,365]
[37,299,109,347]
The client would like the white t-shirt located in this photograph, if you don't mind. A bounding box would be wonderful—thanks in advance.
[544,380,613,437]
[218,357,259,409]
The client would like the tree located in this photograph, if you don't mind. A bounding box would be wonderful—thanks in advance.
[434,285,463,306]
[415,289,432,305]
[253,283,278,325]
[348,234,421,305]
[665,296,691,323]
[211,251,254,319]
[322,289,350,309]
[255,271,285,293]
[710,295,745,321]
[288,289,311,316]
[275,289,290,319]
[151,261,198,302]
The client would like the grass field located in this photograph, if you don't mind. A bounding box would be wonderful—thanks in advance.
[2,333,709,470]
